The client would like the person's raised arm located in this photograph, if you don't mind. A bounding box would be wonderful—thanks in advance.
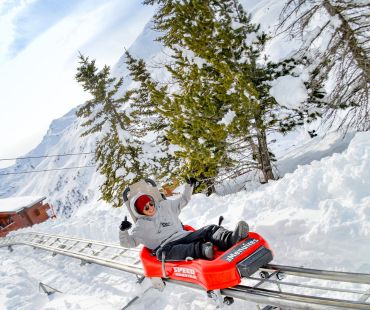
[118,216,140,248]
[177,181,194,210]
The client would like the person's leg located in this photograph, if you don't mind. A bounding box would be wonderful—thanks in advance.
[206,222,249,251]
[156,241,202,261]
[164,225,233,251]
[206,225,232,251]
[155,226,218,261]
[155,222,249,260]
[176,225,216,243]
[167,225,236,251]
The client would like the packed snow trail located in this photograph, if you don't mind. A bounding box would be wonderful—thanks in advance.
[1,232,370,310]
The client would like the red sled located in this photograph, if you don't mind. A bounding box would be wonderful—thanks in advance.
[122,179,273,291]
[140,225,273,291]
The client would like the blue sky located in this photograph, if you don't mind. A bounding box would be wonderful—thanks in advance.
[5,0,78,59]
[0,0,155,167]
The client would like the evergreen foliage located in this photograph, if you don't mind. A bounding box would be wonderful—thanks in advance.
[124,52,180,182]
[76,0,324,202]
[126,50,234,194]
[144,0,309,184]
[76,54,148,207]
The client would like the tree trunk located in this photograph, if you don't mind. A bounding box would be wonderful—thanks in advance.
[322,1,370,80]
[256,128,275,183]
[205,179,216,196]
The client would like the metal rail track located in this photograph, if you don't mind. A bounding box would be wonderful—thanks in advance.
[1,232,370,310]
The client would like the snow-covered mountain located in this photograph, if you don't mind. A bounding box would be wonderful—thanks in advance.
[1,1,369,309]
[0,108,100,216]
[0,21,163,216]
[0,0,330,215]
[0,13,169,217]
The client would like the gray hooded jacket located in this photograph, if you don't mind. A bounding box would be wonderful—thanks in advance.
[119,184,193,250]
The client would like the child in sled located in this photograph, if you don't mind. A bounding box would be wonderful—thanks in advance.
[119,181,249,261]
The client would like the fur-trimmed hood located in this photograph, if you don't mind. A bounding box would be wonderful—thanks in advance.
[129,192,157,219]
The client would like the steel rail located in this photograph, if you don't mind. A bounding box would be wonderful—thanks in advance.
[1,232,370,310]
[0,233,143,275]
[263,264,370,285]
[162,280,370,310]
[17,241,144,276]
[225,284,370,310]
[24,232,141,252]
[248,276,368,295]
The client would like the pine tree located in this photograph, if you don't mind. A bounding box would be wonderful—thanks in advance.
[124,51,180,182]
[125,48,234,194]
[144,0,287,183]
[75,54,148,207]
[76,0,324,200]
[162,51,234,193]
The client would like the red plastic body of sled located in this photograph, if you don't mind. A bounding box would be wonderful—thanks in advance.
[140,226,273,291]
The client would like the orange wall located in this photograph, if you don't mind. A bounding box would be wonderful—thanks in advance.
[0,202,54,237]
[24,202,51,225]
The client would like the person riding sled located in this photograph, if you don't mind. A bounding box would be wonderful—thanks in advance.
[118,179,249,261]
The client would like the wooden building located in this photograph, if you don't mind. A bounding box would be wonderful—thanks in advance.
[0,196,55,237]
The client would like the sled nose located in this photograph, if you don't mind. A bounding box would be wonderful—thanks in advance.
[236,246,273,277]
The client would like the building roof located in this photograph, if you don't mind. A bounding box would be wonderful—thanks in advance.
[0,196,46,213]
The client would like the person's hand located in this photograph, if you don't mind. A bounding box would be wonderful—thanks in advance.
[185,177,198,187]
[120,216,132,231]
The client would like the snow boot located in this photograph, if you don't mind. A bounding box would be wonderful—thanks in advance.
[201,242,214,260]
[230,221,249,246]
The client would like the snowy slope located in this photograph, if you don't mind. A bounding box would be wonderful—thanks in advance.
[0,0,369,309]
[1,131,369,309]
[0,16,167,217]
[0,108,102,217]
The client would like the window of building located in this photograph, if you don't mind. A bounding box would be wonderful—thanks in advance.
[34,209,41,216]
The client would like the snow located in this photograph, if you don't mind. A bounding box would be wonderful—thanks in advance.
[0,0,369,309]
[218,110,236,126]
[275,130,356,175]
[0,108,101,216]
[1,131,370,309]
[269,75,308,110]
[0,196,45,213]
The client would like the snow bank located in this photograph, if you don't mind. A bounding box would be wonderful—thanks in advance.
[181,132,370,272]
[1,131,368,309]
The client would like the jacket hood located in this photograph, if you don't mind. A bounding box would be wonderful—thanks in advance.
[129,192,157,219]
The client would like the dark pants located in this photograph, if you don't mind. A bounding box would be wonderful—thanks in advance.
[156,225,233,261]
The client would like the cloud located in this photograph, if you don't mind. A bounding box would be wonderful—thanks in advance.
[0,0,155,163]
[0,0,38,63]
[7,0,80,57]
